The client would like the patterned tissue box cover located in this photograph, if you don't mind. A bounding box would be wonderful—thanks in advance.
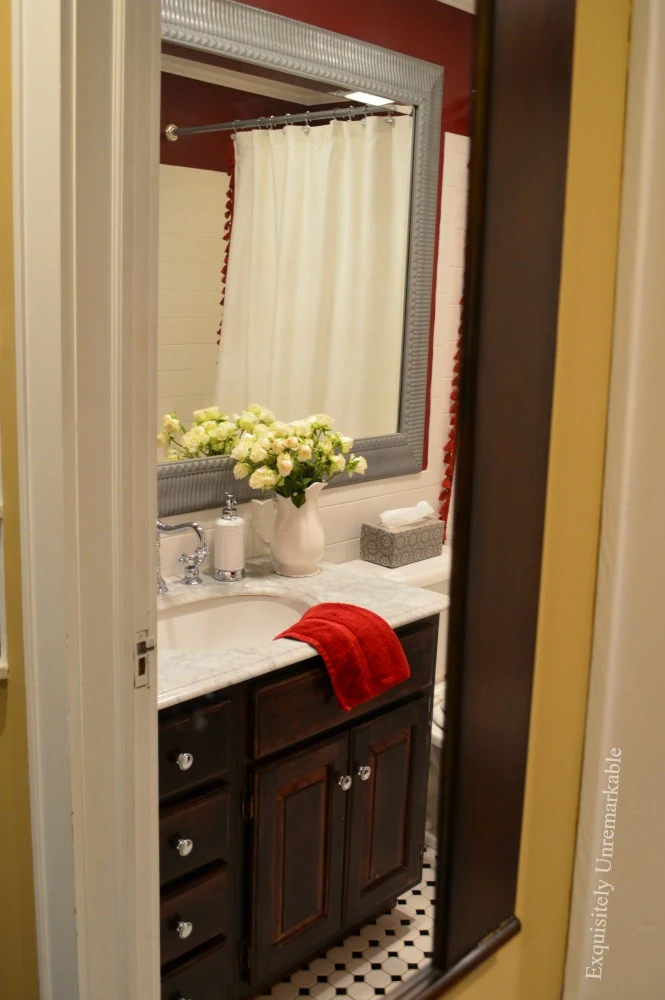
[360,515,444,569]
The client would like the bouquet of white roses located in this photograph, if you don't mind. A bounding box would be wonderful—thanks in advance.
[157,404,273,461]
[231,411,367,507]
[158,405,367,507]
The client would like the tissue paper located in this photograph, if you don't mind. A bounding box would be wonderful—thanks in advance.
[379,500,435,527]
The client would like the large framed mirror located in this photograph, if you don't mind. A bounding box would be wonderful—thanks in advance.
[157,0,443,516]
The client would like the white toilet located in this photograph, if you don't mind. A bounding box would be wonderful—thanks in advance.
[344,550,452,849]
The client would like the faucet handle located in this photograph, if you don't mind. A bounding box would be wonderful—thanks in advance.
[178,545,208,585]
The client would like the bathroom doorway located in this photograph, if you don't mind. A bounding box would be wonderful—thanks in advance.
[6,0,582,997]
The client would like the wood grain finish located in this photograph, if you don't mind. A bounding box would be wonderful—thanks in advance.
[159,786,230,886]
[160,866,229,966]
[159,700,231,799]
[250,736,349,985]
[344,698,431,925]
[161,938,227,1000]
[252,618,438,759]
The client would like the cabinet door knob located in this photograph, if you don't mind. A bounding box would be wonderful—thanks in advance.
[175,837,193,857]
[338,774,352,791]
[176,919,193,940]
[357,765,372,782]
[176,752,194,771]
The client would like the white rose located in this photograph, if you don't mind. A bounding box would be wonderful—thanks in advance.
[312,413,333,429]
[277,454,293,477]
[163,414,182,436]
[249,466,278,490]
[166,449,181,462]
[355,456,368,475]
[156,430,168,448]
[192,409,206,423]
[272,438,287,454]
[285,436,300,450]
[330,454,346,473]
[211,421,234,441]
[237,412,258,431]
[182,426,209,453]
[247,403,274,423]
[272,421,290,437]
[203,406,222,421]
[339,435,353,454]
[233,462,250,480]
[298,444,312,461]
[231,441,250,461]
[320,440,333,456]
[250,444,268,463]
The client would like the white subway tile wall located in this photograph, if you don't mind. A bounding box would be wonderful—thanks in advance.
[158,134,469,577]
[158,164,230,422]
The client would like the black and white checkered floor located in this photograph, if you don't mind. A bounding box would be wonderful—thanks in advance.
[258,848,437,1000]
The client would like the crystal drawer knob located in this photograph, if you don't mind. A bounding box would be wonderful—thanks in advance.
[176,838,193,857]
[338,775,352,791]
[176,752,194,771]
[176,920,193,940]
[357,765,372,782]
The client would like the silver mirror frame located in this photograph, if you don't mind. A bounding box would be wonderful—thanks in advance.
[158,0,443,516]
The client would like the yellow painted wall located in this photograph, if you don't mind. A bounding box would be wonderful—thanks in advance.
[447,1,631,997]
[0,0,40,996]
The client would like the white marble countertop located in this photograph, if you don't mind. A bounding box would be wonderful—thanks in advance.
[157,558,448,710]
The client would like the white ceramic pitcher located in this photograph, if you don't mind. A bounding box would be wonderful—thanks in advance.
[252,481,325,577]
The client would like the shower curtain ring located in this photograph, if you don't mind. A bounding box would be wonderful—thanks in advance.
[232,120,239,136]
[385,107,395,127]
[303,110,311,134]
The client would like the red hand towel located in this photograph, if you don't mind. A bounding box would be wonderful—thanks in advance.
[277,602,411,711]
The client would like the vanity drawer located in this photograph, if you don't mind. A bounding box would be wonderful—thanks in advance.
[159,786,230,886]
[161,938,226,1000]
[252,616,438,758]
[160,866,228,966]
[159,700,231,800]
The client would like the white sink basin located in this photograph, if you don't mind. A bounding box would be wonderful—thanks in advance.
[158,595,307,653]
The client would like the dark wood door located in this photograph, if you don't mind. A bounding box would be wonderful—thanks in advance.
[250,734,349,986]
[344,698,431,925]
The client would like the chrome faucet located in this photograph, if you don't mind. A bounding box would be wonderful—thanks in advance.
[156,519,208,594]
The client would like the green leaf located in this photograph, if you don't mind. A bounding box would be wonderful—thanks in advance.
[292,492,307,508]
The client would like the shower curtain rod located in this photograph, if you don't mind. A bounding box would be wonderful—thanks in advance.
[164,102,410,142]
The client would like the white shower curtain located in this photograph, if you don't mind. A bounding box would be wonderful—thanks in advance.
[214,115,413,438]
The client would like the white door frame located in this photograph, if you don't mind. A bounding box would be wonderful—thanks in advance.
[12,0,160,996]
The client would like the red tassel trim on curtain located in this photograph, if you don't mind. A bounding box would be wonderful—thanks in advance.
[216,142,236,348]
[439,297,463,542]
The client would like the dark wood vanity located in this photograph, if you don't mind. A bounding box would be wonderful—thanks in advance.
[158,614,439,1000]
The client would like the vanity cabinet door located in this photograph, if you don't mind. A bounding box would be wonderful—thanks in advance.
[250,735,349,986]
[344,697,431,926]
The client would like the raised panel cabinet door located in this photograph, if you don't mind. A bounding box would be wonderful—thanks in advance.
[250,734,349,987]
[344,698,431,925]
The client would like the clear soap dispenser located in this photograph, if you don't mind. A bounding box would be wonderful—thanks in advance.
[213,493,246,582]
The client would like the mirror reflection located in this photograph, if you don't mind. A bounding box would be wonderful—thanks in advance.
[155,13,467,1000]
[158,55,414,445]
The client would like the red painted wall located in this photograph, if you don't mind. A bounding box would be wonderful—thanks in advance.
[161,74,322,173]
